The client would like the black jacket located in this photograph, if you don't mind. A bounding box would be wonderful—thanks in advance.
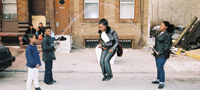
[38,27,45,37]
[98,26,119,50]
[153,31,171,59]
[25,28,36,35]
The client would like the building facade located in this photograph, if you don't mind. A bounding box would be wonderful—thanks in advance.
[0,0,150,48]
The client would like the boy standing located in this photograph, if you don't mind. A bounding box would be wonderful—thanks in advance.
[41,27,57,85]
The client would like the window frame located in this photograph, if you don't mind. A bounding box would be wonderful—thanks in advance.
[2,0,18,21]
[116,0,140,23]
[84,0,100,20]
[120,0,135,19]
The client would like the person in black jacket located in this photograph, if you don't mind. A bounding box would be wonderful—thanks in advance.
[152,21,174,89]
[98,18,119,81]
[36,22,45,38]
[25,24,36,35]
[41,27,58,85]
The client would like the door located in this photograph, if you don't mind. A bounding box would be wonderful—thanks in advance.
[55,0,71,35]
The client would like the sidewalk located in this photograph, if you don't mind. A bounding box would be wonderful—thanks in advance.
[6,48,200,73]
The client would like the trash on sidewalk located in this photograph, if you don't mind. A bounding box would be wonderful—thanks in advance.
[186,42,200,51]
[174,16,200,50]
[170,46,183,55]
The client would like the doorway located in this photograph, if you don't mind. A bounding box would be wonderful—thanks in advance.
[32,16,46,29]
[29,0,46,28]
[55,0,71,35]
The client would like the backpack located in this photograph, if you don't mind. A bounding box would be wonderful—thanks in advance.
[111,31,123,57]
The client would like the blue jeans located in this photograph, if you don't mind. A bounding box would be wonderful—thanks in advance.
[44,61,54,83]
[155,58,167,82]
[100,48,116,76]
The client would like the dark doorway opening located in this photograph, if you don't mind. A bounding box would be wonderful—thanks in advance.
[28,0,46,23]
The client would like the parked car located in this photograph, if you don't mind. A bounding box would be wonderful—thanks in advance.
[0,45,15,71]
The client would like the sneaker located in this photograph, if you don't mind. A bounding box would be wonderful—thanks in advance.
[152,80,159,84]
[105,75,113,81]
[102,76,107,81]
[44,82,53,85]
[35,87,41,90]
[158,84,164,89]
[52,80,57,83]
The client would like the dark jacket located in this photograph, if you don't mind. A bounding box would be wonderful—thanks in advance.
[25,28,36,35]
[38,26,45,37]
[26,44,41,68]
[41,35,56,61]
[98,26,119,50]
[153,31,171,59]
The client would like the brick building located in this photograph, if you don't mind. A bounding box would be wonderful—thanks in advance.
[0,0,150,48]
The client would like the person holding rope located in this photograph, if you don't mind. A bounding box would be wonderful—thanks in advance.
[42,27,59,85]
[152,21,174,89]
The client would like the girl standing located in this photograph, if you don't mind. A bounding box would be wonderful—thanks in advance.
[152,21,174,89]
[25,34,42,90]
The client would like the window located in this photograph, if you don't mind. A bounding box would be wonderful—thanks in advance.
[2,0,18,20]
[84,0,99,19]
[120,0,135,19]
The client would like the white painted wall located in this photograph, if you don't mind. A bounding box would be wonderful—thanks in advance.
[150,0,200,27]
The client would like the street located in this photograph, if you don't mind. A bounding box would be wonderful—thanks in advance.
[0,49,200,90]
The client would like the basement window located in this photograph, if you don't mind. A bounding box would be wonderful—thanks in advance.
[120,0,135,19]
[85,39,100,48]
[119,39,133,48]
[2,0,18,21]
[84,0,99,19]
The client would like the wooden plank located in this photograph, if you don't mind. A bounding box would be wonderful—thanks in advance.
[181,21,200,49]
[174,16,198,47]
